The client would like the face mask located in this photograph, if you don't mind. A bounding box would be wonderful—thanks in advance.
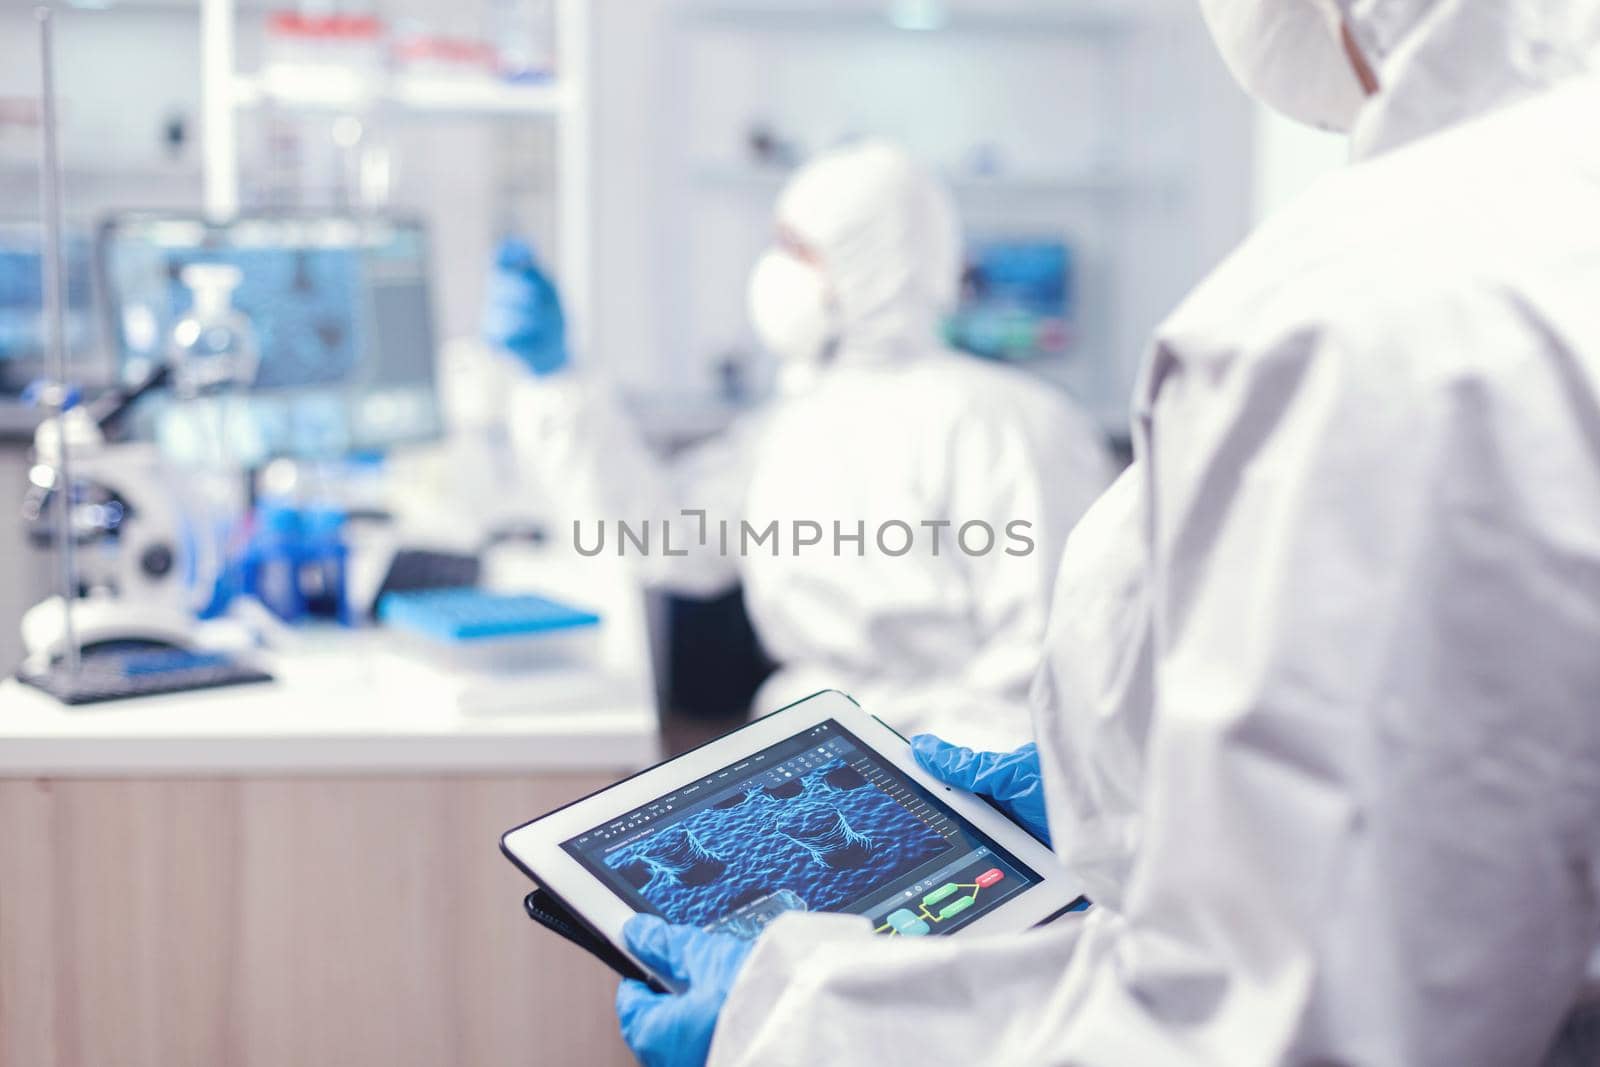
[747,248,836,369]
[1198,0,1368,132]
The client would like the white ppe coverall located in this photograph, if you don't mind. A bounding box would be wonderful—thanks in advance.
[704,2,1600,1064]
[512,143,1112,753]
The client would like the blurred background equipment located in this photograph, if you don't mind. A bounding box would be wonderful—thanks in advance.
[644,0,1250,433]
[165,261,261,399]
[0,223,96,394]
[946,236,1073,363]
[0,0,1351,683]
[15,4,271,705]
[0,0,1354,683]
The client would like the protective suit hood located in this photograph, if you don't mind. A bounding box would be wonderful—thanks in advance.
[772,140,961,365]
[1198,0,1369,132]
[1343,0,1600,157]
[1202,0,1600,159]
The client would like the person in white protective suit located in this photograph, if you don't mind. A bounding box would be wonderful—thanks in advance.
[609,1,1600,1065]
[493,140,1114,753]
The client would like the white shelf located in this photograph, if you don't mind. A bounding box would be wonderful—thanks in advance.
[0,163,202,182]
[202,0,593,353]
[390,78,574,116]
[682,3,1134,36]
[232,74,576,118]
[692,164,1169,197]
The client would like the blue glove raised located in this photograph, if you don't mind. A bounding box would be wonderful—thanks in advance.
[615,914,755,1067]
[911,735,1051,846]
[481,237,568,376]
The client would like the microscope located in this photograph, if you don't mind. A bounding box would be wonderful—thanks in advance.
[15,11,269,702]
[19,367,202,668]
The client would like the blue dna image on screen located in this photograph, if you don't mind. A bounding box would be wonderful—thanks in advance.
[602,758,950,927]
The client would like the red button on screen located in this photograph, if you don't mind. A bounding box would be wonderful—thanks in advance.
[976,868,1004,888]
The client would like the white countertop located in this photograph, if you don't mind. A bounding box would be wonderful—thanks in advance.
[0,548,662,777]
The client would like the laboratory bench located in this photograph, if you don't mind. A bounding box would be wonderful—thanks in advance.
[0,548,662,1067]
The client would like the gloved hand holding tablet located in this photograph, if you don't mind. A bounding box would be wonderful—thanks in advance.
[500,690,1084,997]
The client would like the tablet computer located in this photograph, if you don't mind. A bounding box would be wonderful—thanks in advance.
[500,690,1083,986]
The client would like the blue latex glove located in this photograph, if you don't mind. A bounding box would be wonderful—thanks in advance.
[481,237,568,375]
[615,914,756,1067]
[911,734,1051,846]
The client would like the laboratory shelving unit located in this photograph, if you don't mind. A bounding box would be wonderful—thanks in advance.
[689,164,1169,198]
[655,0,1219,432]
[196,0,593,344]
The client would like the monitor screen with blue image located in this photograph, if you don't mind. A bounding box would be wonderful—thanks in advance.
[946,237,1074,363]
[0,224,97,392]
[98,213,442,465]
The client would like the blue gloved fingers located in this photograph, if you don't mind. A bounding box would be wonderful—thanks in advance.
[968,742,1039,798]
[623,913,696,984]
[911,733,987,789]
[481,260,568,375]
[483,270,550,317]
[624,914,757,985]
[970,743,1050,846]
[911,734,1050,845]
[679,926,751,981]
[486,263,557,296]
[616,979,684,1067]
[494,236,537,271]
[912,735,1026,797]
[616,921,753,1067]
[484,269,528,302]
[481,295,525,345]
[910,732,957,775]
[617,977,662,1032]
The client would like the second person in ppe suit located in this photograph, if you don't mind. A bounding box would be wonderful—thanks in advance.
[611,0,1600,1064]
[494,140,1114,753]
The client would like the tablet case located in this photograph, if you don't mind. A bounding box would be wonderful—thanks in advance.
[523,889,650,983]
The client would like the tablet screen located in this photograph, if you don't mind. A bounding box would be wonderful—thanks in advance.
[560,719,1043,939]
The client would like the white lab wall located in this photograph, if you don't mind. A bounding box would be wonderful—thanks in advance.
[584,0,676,390]
[0,7,206,223]
[1096,1,1255,422]
[1251,103,1347,222]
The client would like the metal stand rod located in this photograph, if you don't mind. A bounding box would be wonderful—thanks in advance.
[38,6,79,674]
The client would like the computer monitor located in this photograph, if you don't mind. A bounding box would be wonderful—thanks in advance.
[0,221,98,394]
[97,213,443,464]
